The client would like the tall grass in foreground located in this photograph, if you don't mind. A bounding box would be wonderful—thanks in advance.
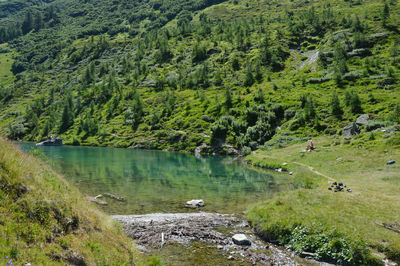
[0,138,143,265]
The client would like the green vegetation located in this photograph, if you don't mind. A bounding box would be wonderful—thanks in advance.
[246,133,400,265]
[0,0,399,263]
[0,0,398,154]
[0,137,144,265]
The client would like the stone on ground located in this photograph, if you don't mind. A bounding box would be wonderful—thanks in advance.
[356,114,371,125]
[185,199,205,208]
[232,234,251,245]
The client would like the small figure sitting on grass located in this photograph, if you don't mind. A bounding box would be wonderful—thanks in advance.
[306,140,314,151]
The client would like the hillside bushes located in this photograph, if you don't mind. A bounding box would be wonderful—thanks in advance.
[210,104,284,150]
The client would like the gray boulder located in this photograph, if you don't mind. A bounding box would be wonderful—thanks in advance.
[185,199,204,208]
[342,123,360,136]
[356,114,371,125]
[232,234,251,245]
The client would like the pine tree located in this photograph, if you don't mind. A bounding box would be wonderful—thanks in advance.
[225,87,232,109]
[333,43,348,76]
[345,90,362,114]
[304,96,316,121]
[22,11,33,34]
[214,71,222,86]
[59,104,74,133]
[382,3,390,27]
[254,87,265,104]
[330,92,343,118]
[244,64,254,86]
[59,94,75,133]
[254,60,263,82]
[33,12,44,31]
[232,57,240,71]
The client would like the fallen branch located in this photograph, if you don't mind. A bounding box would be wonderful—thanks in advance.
[374,221,400,234]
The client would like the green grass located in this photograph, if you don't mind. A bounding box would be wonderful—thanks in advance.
[246,134,400,264]
[0,137,147,265]
[0,48,14,86]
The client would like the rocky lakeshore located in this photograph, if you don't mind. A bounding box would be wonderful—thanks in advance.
[112,212,329,265]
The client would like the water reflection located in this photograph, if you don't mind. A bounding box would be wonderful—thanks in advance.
[19,144,288,214]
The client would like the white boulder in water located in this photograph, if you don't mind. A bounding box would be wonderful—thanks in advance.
[185,199,205,208]
[232,234,251,245]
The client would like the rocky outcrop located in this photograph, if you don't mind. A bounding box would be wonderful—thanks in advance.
[342,123,360,136]
[356,114,371,125]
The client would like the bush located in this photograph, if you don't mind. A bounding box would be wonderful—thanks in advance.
[7,116,26,139]
[284,109,296,120]
[256,221,375,265]
[365,121,386,131]
[343,71,363,81]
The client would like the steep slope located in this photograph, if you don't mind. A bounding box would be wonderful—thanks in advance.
[0,0,399,154]
[0,138,140,264]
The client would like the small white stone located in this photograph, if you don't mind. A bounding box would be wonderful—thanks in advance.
[185,199,204,208]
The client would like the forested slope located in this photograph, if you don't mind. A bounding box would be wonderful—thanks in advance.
[0,0,399,153]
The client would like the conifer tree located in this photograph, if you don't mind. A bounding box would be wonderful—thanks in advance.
[225,87,232,109]
[22,11,33,34]
[244,64,254,86]
[382,3,390,27]
[330,92,343,118]
[304,96,316,121]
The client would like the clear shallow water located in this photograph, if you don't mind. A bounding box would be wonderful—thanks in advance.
[19,144,288,215]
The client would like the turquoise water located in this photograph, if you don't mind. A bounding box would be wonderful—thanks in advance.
[19,144,288,215]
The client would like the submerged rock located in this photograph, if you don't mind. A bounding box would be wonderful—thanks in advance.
[86,196,107,206]
[232,234,251,246]
[103,193,125,201]
[185,199,205,208]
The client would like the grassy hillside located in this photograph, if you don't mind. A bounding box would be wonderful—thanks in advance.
[0,137,142,265]
[246,132,400,264]
[0,0,399,153]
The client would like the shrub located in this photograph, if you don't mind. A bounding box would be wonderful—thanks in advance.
[365,121,386,131]
[389,104,400,123]
[284,109,296,120]
[255,221,375,265]
[343,71,363,81]
[7,116,26,139]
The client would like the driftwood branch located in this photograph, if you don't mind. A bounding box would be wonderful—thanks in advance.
[374,221,400,234]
